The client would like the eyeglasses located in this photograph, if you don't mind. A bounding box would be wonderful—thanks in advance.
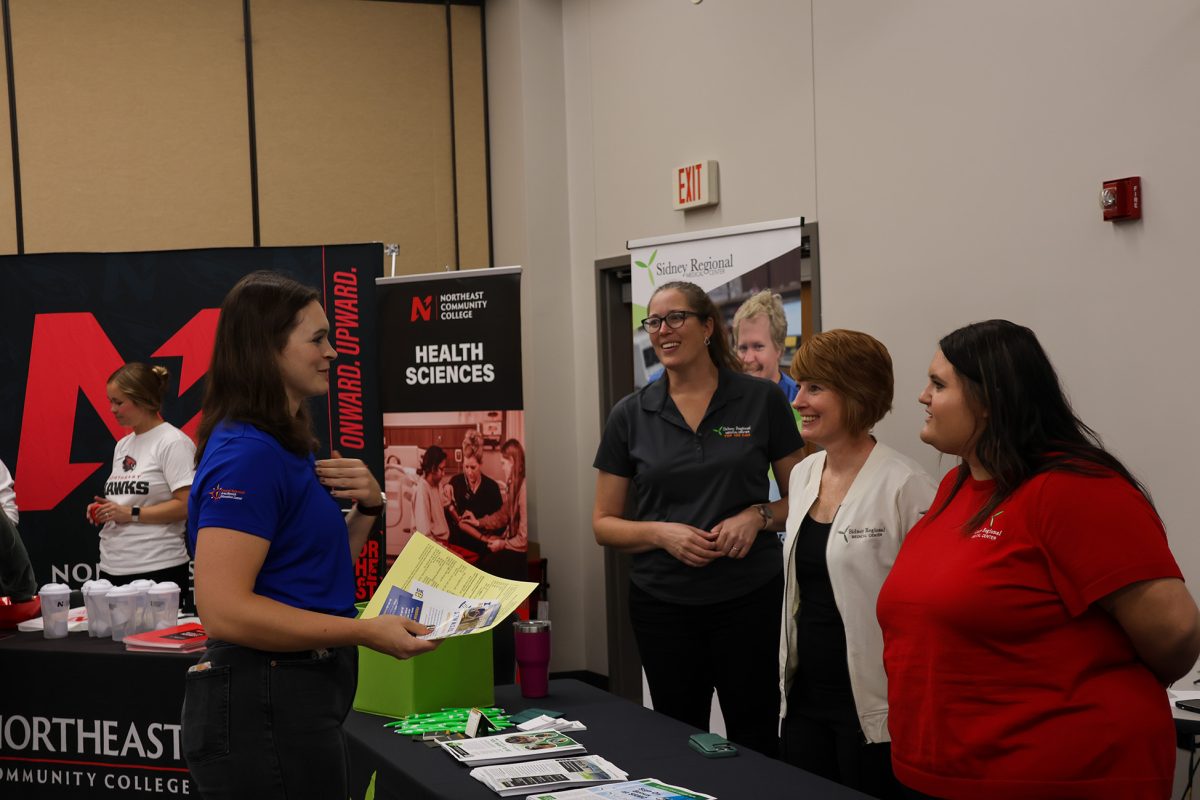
[640,310,703,334]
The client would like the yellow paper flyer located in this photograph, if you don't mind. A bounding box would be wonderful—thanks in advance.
[360,532,539,638]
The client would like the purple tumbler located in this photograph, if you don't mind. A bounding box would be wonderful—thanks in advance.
[514,619,551,698]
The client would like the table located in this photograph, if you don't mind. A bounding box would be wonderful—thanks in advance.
[345,679,874,800]
[0,631,197,799]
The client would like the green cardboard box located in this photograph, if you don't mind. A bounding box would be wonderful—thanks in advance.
[352,606,494,717]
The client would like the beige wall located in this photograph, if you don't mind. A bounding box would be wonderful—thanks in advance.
[488,0,1200,702]
[0,0,489,273]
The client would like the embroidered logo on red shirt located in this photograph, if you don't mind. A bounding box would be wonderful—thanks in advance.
[208,484,246,502]
[971,510,1005,540]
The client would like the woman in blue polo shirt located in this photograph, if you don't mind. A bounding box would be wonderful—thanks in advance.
[593,280,804,757]
[181,271,437,800]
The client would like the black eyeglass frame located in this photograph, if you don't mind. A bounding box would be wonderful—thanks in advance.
[639,310,705,334]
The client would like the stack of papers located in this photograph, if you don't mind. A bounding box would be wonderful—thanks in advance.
[516,716,587,733]
[469,756,627,797]
[440,730,586,766]
[123,622,207,653]
[527,778,716,799]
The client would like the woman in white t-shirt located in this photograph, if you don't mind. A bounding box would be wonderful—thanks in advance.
[88,363,196,607]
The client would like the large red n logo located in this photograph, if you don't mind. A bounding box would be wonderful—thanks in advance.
[16,309,220,510]
[410,295,433,322]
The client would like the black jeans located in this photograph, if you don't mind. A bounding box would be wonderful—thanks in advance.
[629,573,783,757]
[782,706,903,799]
[181,640,358,800]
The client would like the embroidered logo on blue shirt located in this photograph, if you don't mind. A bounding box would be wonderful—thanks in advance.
[208,484,246,502]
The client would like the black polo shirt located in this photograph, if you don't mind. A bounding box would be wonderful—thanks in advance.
[594,368,804,605]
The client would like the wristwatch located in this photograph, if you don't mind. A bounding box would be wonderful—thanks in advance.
[753,503,773,530]
[357,492,387,517]
[131,506,141,522]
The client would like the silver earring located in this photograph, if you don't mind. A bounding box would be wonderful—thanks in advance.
[704,336,711,346]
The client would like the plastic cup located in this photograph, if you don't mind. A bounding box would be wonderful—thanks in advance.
[129,579,155,634]
[514,619,552,698]
[81,579,114,637]
[148,582,181,630]
[106,585,139,642]
[38,583,71,639]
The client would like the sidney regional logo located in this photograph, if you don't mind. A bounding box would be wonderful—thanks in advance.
[634,248,736,287]
[712,425,752,438]
[971,510,1006,541]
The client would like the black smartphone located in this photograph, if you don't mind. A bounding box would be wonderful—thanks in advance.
[1175,699,1200,714]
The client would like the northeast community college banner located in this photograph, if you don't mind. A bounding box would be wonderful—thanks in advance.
[374,267,528,584]
[627,217,818,388]
[0,244,386,609]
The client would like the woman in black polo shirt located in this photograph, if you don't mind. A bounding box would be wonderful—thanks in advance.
[593,280,804,757]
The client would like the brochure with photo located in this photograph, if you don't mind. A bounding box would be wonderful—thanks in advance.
[440,730,586,766]
[469,755,627,797]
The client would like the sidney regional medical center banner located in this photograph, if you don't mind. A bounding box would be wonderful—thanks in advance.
[627,217,814,389]
[374,267,529,585]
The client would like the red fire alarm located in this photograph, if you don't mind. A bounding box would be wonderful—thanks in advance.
[1101,176,1141,222]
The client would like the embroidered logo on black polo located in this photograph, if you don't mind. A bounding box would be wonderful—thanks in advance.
[712,425,752,438]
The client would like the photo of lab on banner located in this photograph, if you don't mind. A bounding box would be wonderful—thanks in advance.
[382,410,529,585]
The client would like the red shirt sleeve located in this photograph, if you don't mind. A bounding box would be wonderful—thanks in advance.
[1031,470,1183,617]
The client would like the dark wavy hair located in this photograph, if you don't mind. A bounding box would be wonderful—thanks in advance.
[650,281,740,373]
[931,319,1151,530]
[419,445,447,476]
[195,271,322,463]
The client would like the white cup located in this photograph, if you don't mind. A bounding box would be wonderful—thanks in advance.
[38,583,71,639]
[81,579,114,637]
[148,582,181,630]
[129,579,155,634]
[106,585,139,642]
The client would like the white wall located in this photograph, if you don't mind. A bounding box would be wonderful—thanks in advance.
[487,0,1200,687]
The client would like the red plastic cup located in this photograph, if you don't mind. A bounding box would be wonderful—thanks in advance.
[514,620,551,698]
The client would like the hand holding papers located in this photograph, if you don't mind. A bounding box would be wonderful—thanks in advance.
[361,532,539,640]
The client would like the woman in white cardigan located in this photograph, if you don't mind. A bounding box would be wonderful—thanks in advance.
[778,330,935,799]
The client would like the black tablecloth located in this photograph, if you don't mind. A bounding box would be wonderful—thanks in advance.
[0,631,198,798]
[345,678,874,800]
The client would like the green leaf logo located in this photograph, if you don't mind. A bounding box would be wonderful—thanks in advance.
[635,249,658,287]
[712,426,724,435]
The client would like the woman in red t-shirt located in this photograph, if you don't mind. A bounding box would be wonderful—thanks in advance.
[878,319,1200,800]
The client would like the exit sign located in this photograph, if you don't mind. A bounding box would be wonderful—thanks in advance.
[673,160,719,210]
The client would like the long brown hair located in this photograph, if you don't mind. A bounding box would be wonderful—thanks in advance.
[930,319,1152,531]
[651,281,740,373]
[195,271,321,463]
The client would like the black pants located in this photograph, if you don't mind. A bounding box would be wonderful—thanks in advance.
[782,707,903,799]
[100,561,194,614]
[629,574,782,757]
[0,513,36,601]
[181,641,358,800]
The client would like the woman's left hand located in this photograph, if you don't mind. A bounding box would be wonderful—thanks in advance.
[486,538,505,553]
[91,495,131,525]
[315,450,382,506]
[711,508,762,559]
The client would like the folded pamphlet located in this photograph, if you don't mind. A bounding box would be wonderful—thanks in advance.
[440,729,586,766]
[469,755,627,797]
